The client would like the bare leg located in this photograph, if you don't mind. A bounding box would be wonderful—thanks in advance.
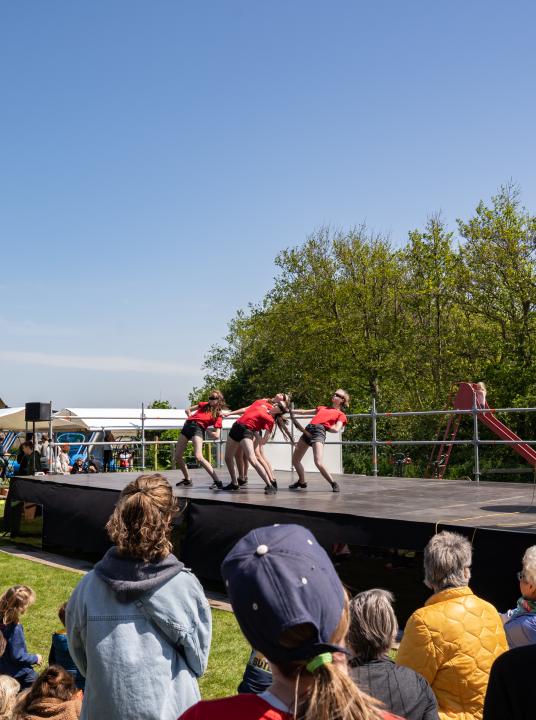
[312,442,335,486]
[174,434,191,480]
[292,439,309,485]
[191,435,220,483]
[255,437,275,482]
[241,438,272,487]
[225,437,239,485]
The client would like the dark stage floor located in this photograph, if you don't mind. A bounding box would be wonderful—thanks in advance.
[23,468,536,533]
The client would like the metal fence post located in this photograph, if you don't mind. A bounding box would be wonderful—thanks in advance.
[472,394,480,482]
[371,397,378,477]
[141,403,146,471]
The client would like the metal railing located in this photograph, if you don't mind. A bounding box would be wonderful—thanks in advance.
[10,398,536,481]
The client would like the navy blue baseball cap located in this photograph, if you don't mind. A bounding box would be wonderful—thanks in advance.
[221,524,346,664]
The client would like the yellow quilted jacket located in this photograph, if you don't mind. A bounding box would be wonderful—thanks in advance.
[396,586,508,720]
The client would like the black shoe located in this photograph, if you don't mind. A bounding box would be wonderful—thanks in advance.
[176,478,193,487]
[289,481,307,490]
[265,484,277,495]
[331,482,340,493]
[271,479,278,489]
[223,482,240,491]
[210,479,223,490]
[237,477,248,486]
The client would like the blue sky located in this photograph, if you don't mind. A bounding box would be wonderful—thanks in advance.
[1,1,535,408]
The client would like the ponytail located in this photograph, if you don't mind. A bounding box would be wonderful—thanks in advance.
[276,598,384,720]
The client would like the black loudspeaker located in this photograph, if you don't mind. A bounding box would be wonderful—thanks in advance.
[25,402,52,422]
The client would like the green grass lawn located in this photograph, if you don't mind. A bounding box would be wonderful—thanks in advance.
[0,548,250,699]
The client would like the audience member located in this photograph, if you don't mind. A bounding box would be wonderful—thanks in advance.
[16,665,82,720]
[18,443,41,476]
[69,459,85,475]
[179,523,400,720]
[55,445,71,475]
[348,589,438,720]
[0,675,19,720]
[501,545,536,648]
[102,432,115,472]
[48,603,84,691]
[118,445,133,470]
[396,531,508,720]
[0,585,42,688]
[66,473,211,720]
[483,643,536,720]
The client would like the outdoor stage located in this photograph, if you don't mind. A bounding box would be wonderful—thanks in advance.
[4,469,536,618]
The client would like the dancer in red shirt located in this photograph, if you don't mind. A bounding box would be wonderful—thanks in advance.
[224,395,289,494]
[290,389,349,492]
[175,390,227,489]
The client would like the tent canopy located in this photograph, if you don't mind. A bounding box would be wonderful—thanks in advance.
[54,408,190,434]
[0,407,74,432]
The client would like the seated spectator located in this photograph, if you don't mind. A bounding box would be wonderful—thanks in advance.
[501,545,536,648]
[179,524,401,720]
[18,443,41,476]
[16,665,81,720]
[396,531,508,720]
[483,643,536,720]
[48,602,84,690]
[66,473,211,720]
[55,445,71,475]
[349,589,438,720]
[237,649,272,695]
[0,675,19,720]
[0,585,42,688]
[70,459,85,475]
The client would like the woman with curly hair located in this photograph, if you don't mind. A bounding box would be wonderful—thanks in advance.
[66,474,212,720]
[175,390,227,489]
[16,665,81,720]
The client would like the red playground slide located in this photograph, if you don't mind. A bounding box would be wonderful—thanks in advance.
[452,382,536,467]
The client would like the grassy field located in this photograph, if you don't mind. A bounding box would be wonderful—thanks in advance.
[0,547,250,699]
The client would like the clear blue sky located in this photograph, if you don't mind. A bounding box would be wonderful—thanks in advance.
[1,1,535,408]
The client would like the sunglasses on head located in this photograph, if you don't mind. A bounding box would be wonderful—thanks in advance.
[333,392,346,401]
[209,396,219,401]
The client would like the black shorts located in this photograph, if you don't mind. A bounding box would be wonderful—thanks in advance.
[228,422,256,442]
[181,420,205,441]
[301,423,327,446]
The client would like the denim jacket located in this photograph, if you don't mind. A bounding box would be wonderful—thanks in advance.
[66,548,212,720]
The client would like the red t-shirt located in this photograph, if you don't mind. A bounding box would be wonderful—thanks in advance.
[310,406,347,429]
[188,402,223,430]
[178,695,402,720]
[238,399,275,433]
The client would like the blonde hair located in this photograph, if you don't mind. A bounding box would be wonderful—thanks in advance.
[106,474,177,562]
[0,585,36,625]
[275,597,383,720]
[334,389,350,408]
[0,675,19,720]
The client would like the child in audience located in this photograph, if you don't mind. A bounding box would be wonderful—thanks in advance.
[0,675,20,720]
[0,585,42,688]
[180,523,399,720]
[48,602,85,690]
[16,665,82,720]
